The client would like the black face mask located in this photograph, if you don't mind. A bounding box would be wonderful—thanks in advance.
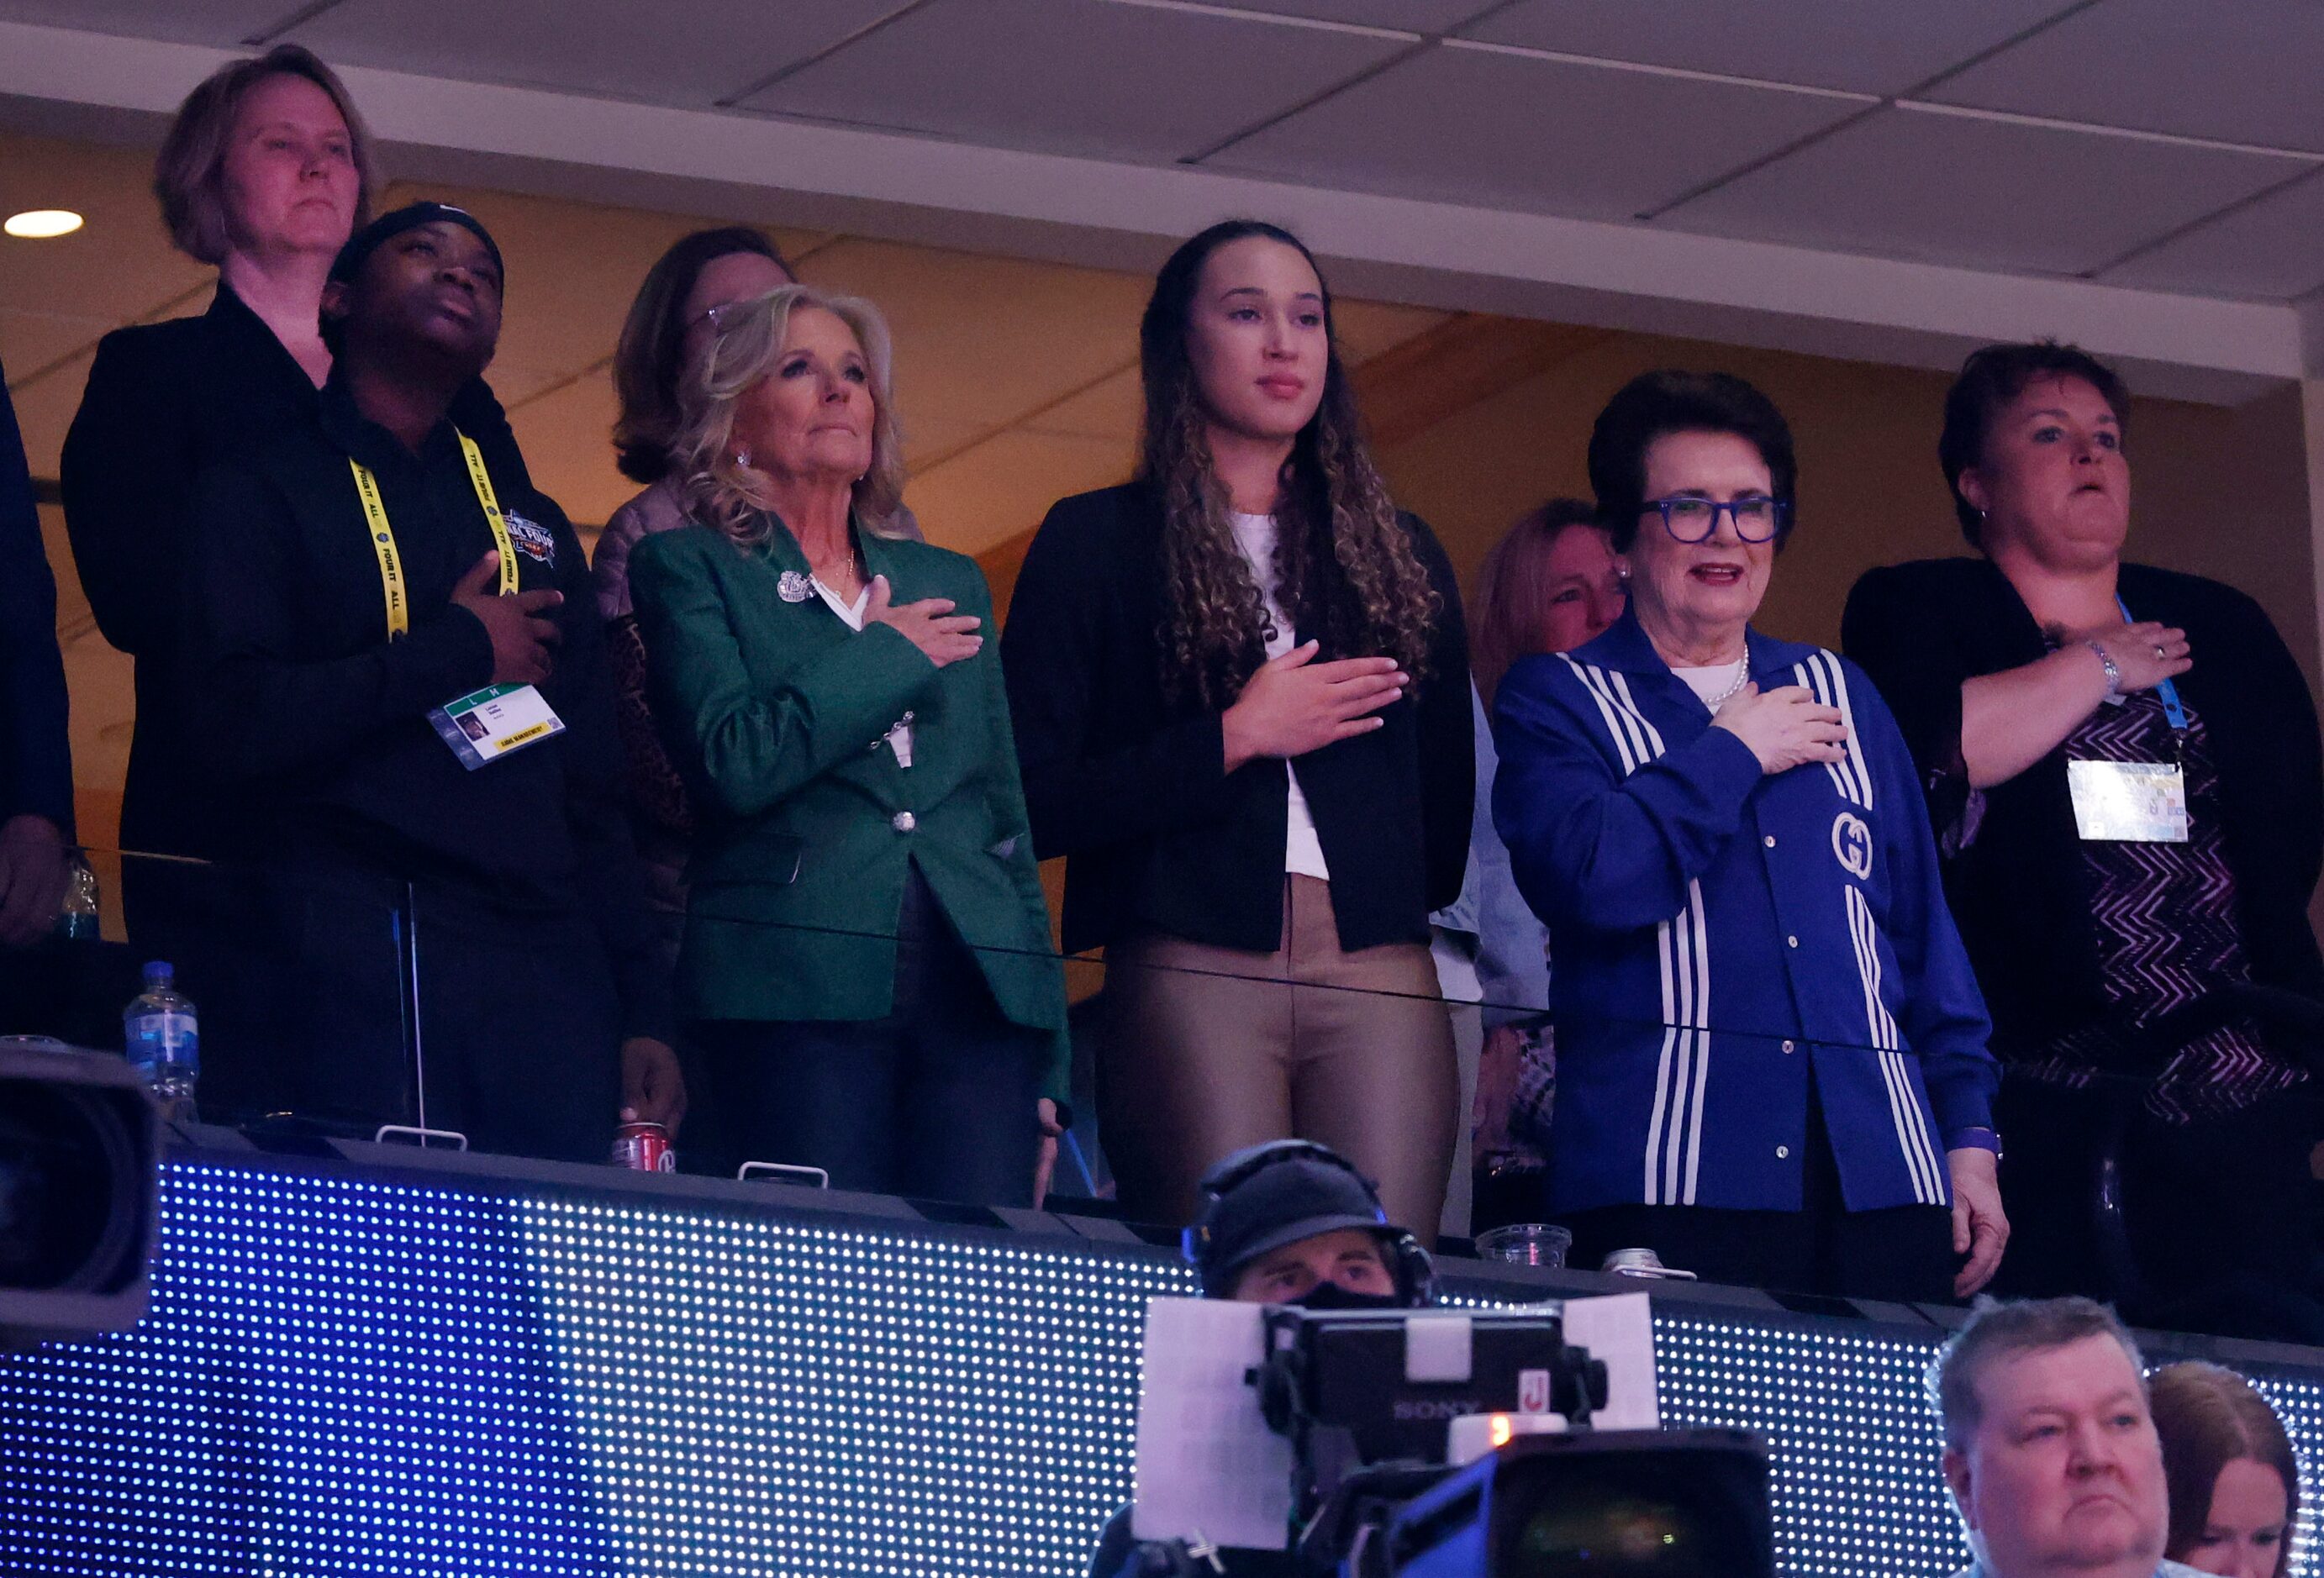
[1290,1280,1406,1312]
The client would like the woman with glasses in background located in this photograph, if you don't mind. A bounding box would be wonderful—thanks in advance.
[1492,369,2006,1302]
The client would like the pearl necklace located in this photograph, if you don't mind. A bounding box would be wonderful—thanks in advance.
[1705,657,1752,707]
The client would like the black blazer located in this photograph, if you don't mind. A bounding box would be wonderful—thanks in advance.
[1842,555,2324,1056]
[0,363,71,836]
[60,281,523,861]
[1001,481,1472,957]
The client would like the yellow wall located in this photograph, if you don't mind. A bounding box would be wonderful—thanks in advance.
[1375,336,2321,704]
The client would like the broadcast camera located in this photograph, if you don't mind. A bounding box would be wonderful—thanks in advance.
[1130,1299,1772,1578]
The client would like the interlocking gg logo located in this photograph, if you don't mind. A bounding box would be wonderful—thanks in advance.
[1831,811,1873,881]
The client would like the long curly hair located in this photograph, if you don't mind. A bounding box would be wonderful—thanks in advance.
[1138,220,1439,707]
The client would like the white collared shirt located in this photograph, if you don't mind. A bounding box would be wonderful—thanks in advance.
[1230,513,1330,882]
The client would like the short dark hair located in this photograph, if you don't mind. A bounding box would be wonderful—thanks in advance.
[1926,1296,2147,1453]
[1938,341,2130,547]
[1586,370,1797,554]
[2151,1362,2300,1578]
[613,227,792,484]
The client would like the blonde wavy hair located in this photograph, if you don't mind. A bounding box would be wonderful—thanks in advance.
[673,284,909,546]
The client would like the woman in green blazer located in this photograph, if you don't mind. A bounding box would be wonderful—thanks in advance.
[628,283,1067,1206]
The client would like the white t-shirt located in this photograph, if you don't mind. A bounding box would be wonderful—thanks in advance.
[816,576,914,767]
[1231,513,1331,882]
[1671,657,1749,713]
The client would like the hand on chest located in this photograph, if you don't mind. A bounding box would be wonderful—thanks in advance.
[340,440,562,635]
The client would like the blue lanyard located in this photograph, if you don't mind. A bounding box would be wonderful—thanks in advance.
[2116,597,2189,734]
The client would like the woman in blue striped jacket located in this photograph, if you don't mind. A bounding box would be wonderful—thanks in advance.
[1492,370,2008,1302]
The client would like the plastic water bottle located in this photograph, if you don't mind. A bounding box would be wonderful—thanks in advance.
[124,960,198,1122]
[54,856,99,943]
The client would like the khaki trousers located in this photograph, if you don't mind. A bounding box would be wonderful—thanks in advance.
[1099,876,1458,1243]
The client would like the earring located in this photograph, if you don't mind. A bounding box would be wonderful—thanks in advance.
[735,447,751,470]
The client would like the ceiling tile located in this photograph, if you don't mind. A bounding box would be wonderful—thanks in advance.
[287,0,909,108]
[1660,104,2315,276]
[1209,43,1865,221]
[1223,0,1484,30]
[0,132,213,324]
[0,0,294,47]
[1460,0,2075,97]
[1927,0,2324,155]
[2097,170,2324,301]
[904,429,1134,556]
[740,0,1408,164]
[794,238,1149,451]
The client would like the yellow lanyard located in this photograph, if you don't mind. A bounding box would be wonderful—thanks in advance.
[350,432,516,639]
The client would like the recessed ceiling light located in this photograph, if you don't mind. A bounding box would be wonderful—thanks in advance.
[5,209,84,239]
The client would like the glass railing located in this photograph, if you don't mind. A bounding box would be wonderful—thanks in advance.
[8,846,2319,1344]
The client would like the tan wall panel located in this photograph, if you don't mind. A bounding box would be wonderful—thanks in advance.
[1376,336,2321,710]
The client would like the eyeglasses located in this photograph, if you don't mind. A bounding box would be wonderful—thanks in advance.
[1642,494,1789,544]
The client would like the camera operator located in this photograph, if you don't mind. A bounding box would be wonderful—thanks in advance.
[1092,1139,1432,1577]
[1930,1297,2205,1578]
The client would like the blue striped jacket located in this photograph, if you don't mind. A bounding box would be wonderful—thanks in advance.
[1491,610,1998,1214]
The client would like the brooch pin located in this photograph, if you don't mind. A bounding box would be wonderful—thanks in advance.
[777,571,812,603]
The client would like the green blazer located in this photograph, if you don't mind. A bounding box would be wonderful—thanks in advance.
[628,518,1067,1085]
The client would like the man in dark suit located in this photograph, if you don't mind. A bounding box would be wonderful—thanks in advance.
[0,361,73,956]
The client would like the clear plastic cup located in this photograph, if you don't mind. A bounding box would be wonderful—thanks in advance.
[1473,1223,1573,1269]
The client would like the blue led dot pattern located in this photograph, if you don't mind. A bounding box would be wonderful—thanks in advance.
[1650,1312,2324,1578]
[4,1161,2324,1576]
[508,1195,1186,1575]
[1654,1314,1961,1575]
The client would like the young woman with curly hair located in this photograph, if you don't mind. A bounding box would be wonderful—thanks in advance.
[1002,220,1473,1238]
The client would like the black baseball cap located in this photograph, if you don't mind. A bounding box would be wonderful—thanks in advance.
[1185,1141,1394,1297]
[329,201,504,287]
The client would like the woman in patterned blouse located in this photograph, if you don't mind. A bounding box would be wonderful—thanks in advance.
[1845,342,2324,1333]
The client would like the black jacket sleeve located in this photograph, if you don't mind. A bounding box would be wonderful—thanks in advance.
[0,367,72,834]
[1409,513,1473,913]
[540,502,674,1045]
[1841,563,1980,788]
[1001,497,1241,861]
[60,329,195,659]
[2204,580,2324,997]
[181,464,495,782]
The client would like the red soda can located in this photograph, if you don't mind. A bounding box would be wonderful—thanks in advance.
[612,1122,675,1173]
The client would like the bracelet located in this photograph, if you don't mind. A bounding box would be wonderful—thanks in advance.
[2084,639,2122,697]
